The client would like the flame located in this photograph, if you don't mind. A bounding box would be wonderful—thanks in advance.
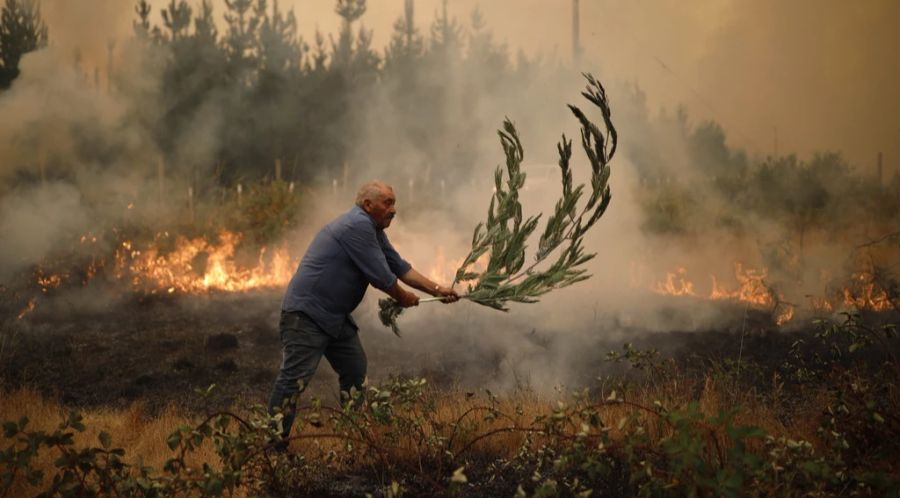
[16,297,36,320]
[115,230,296,293]
[808,296,834,312]
[710,263,774,307]
[32,230,297,295]
[654,263,795,323]
[427,248,489,286]
[648,260,896,325]
[427,248,461,284]
[775,305,794,325]
[654,267,696,296]
[842,271,893,311]
[36,272,64,293]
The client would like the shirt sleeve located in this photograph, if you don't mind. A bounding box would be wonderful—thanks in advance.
[378,231,412,277]
[338,219,399,290]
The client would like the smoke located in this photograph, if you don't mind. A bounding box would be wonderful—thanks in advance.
[278,0,899,169]
[693,0,900,169]
[0,0,896,395]
[0,182,88,280]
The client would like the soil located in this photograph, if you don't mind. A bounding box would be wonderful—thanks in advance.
[1,286,895,414]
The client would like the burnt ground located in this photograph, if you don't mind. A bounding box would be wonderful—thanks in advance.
[1,286,897,415]
[0,288,518,413]
[1,287,898,497]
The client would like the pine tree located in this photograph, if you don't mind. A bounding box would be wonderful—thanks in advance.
[309,28,327,72]
[133,0,152,38]
[465,6,508,83]
[160,0,192,42]
[223,0,259,82]
[385,0,423,72]
[0,0,48,89]
[256,0,302,76]
[351,24,379,78]
[330,0,365,68]
[193,0,217,45]
[429,0,461,62]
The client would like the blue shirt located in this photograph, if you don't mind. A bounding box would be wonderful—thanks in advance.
[282,205,412,336]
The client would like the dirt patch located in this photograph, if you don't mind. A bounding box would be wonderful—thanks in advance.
[2,288,896,415]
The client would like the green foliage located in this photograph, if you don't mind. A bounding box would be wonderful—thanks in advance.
[0,0,48,88]
[380,73,617,334]
[378,297,404,337]
[635,114,899,241]
[231,179,301,245]
[457,73,616,307]
[4,341,899,497]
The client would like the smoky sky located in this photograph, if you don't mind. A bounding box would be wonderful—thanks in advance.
[1,0,896,393]
[10,0,895,286]
[77,0,896,172]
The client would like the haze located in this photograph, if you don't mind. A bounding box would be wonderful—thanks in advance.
[40,0,900,171]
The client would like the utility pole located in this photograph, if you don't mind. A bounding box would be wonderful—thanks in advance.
[405,0,414,48]
[572,0,582,64]
[877,151,883,185]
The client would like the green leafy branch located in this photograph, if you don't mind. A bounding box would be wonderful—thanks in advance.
[380,73,617,335]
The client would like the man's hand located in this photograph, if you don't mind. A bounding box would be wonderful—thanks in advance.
[385,281,420,308]
[435,285,460,303]
[400,268,461,304]
[398,289,420,308]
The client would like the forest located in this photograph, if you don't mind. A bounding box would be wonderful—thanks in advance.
[0,0,898,496]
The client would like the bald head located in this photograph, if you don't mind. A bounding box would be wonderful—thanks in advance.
[355,180,397,229]
[355,180,393,207]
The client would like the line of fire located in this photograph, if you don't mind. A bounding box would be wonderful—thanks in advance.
[1,0,898,496]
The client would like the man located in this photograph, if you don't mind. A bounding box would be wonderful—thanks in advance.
[268,180,459,443]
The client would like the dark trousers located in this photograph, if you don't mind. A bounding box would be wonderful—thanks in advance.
[267,311,367,440]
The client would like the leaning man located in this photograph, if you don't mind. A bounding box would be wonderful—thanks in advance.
[268,180,459,444]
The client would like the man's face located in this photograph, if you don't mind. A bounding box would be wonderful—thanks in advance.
[363,187,397,229]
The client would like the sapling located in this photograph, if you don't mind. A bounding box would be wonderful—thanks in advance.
[380,73,617,336]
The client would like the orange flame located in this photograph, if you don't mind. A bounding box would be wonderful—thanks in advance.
[36,272,64,293]
[427,248,462,284]
[654,267,696,296]
[649,261,896,325]
[427,248,489,287]
[842,271,893,311]
[774,305,794,325]
[709,263,774,307]
[654,263,795,323]
[114,231,296,293]
[16,297,36,320]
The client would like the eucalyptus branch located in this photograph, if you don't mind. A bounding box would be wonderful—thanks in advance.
[379,73,617,335]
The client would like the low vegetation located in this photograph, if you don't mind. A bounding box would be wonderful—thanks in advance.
[2,313,897,497]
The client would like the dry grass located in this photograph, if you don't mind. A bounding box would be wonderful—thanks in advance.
[0,387,221,496]
[1,372,830,495]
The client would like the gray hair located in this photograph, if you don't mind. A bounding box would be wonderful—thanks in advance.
[355,180,392,206]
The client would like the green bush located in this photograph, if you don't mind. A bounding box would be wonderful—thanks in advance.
[3,317,898,496]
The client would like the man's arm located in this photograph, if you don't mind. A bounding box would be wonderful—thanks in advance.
[400,268,460,303]
[385,280,420,308]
